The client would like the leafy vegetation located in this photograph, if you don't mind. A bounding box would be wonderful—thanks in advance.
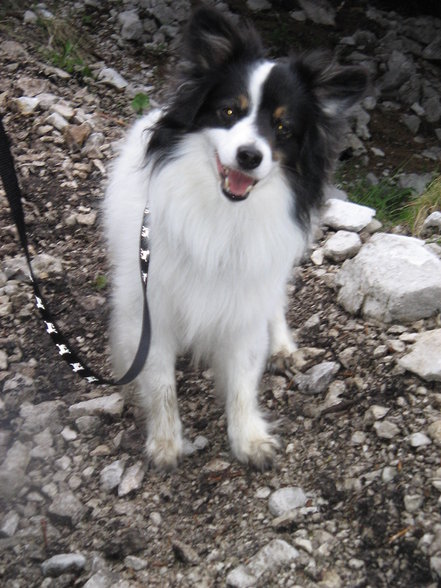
[403,175,441,235]
[346,175,416,227]
[131,92,150,116]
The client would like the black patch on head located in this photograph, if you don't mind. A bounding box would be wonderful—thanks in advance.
[253,53,368,227]
[147,7,264,162]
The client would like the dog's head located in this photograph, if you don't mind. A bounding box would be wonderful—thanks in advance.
[150,7,368,212]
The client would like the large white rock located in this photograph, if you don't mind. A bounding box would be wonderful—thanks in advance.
[398,329,441,382]
[321,198,376,232]
[336,233,441,322]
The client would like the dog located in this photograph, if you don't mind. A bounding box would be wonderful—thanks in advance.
[104,6,368,470]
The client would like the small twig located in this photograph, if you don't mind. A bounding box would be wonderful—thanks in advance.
[388,526,412,544]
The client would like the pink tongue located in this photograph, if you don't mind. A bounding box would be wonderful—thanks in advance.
[228,169,254,196]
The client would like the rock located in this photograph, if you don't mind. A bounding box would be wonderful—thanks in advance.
[381,51,416,93]
[63,122,92,149]
[311,247,324,265]
[124,555,148,571]
[427,420,441,445]
[404,494,423,513]
[323,186,348,202]
[398,330,441,382]
[430,555,441,579]
[0,440,30,499]
[118,461,144,496]
[323,231,362,262]
[226,539,299,587]
[119,10,143,41]
[423,37,441,61]
[171,538,200,565]
[398,173,432,195]
[297,0,336,26]
[402,114,421,135]
[294,361,339,395]
[100,460,125,492]
[202,458,230,473]
[20,400,63,434]
[14,96,39,115]
[364,405,390,424]
[246,0,271,11]
[46,111,68,131]
[336,234,441,323]
[0,510,20,537]
[48,491,85,526]
[408,432,431,447]
[268,487,308,517]
[373,420,400,440]
[193,435,209,451]
[321,199,376,232]
[423,211,441,231]
[69,393,124,418]
[41,553,86,577]
[23,10,38,25]
[75,415,101,435]
[98,68,128,91]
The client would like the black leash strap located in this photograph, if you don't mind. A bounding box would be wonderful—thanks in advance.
[0,116,151,386]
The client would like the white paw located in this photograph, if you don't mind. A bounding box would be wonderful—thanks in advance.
[146,435,183,470]
[229,418,280,471]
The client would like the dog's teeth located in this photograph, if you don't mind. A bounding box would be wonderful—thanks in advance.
[224,176,230,190]
[245,185,253,195]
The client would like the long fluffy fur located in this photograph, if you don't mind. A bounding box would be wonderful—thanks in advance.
[104,6,367,470]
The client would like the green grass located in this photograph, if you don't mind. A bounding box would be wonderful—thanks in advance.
[347,176,415,227]
[403,175,441,235]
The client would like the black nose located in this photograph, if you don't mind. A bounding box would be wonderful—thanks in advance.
[236,145,263,170]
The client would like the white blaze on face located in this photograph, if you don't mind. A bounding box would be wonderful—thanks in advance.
[206,61,276,194]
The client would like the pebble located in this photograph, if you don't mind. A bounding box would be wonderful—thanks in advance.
[48,491,85,526]
[14,96,39,115]
[323,230,362,262]
[404,494,424,513]
[46,111,69,130]
[118,461,144,497]
[124,555,148,571]
[0,440,31,499]
[0,510,20,537]
[373,420,400,439]
[399,329,441,382]
[69,393,124,418]
[427,420,441,445]
[172,538,200,565]
[202,458,230,473]
[294,361,339,394]
[408,432,432,447]
[364,405,390,423]
[98,67,128,90]
[100,460,125,492]
[268,487,308,517]
[41,553,86,577]
[321,199,376,232]
[226,539,299,587]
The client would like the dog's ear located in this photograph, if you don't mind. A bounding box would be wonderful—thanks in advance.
[294,52,369,116]
[183,6,264,72]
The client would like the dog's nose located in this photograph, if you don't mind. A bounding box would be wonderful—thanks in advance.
[236,145,263,170]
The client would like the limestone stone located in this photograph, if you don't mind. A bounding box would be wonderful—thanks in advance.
[398,330,441,382]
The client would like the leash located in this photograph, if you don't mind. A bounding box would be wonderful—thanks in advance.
[0,115,151,386]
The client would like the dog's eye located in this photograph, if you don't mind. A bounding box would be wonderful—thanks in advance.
[274,119,293,140]
[219,106,237,125]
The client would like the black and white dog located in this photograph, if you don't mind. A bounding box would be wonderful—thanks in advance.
[104,6,367,469]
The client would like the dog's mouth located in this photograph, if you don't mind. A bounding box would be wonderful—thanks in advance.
[216,154,257,202]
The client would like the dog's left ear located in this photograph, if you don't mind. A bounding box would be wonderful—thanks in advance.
[295,52,369,117]
[183,6,264,72]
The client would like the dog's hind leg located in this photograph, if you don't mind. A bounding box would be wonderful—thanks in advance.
[214,326,279,470]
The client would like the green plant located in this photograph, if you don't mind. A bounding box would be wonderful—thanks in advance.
[93,274,108,291]
[48,39,92,78]
[402,175,441,235]
[131,92,150,115]
[347,176,415,226]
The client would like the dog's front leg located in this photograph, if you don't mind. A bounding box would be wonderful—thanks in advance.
[140,346,183,470]
[214,330,279,470]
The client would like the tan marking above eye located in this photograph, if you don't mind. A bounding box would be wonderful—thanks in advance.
[274,106,287,120]
[239,94,249,111]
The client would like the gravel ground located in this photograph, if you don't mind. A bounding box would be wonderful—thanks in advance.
[1,2,441,587]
